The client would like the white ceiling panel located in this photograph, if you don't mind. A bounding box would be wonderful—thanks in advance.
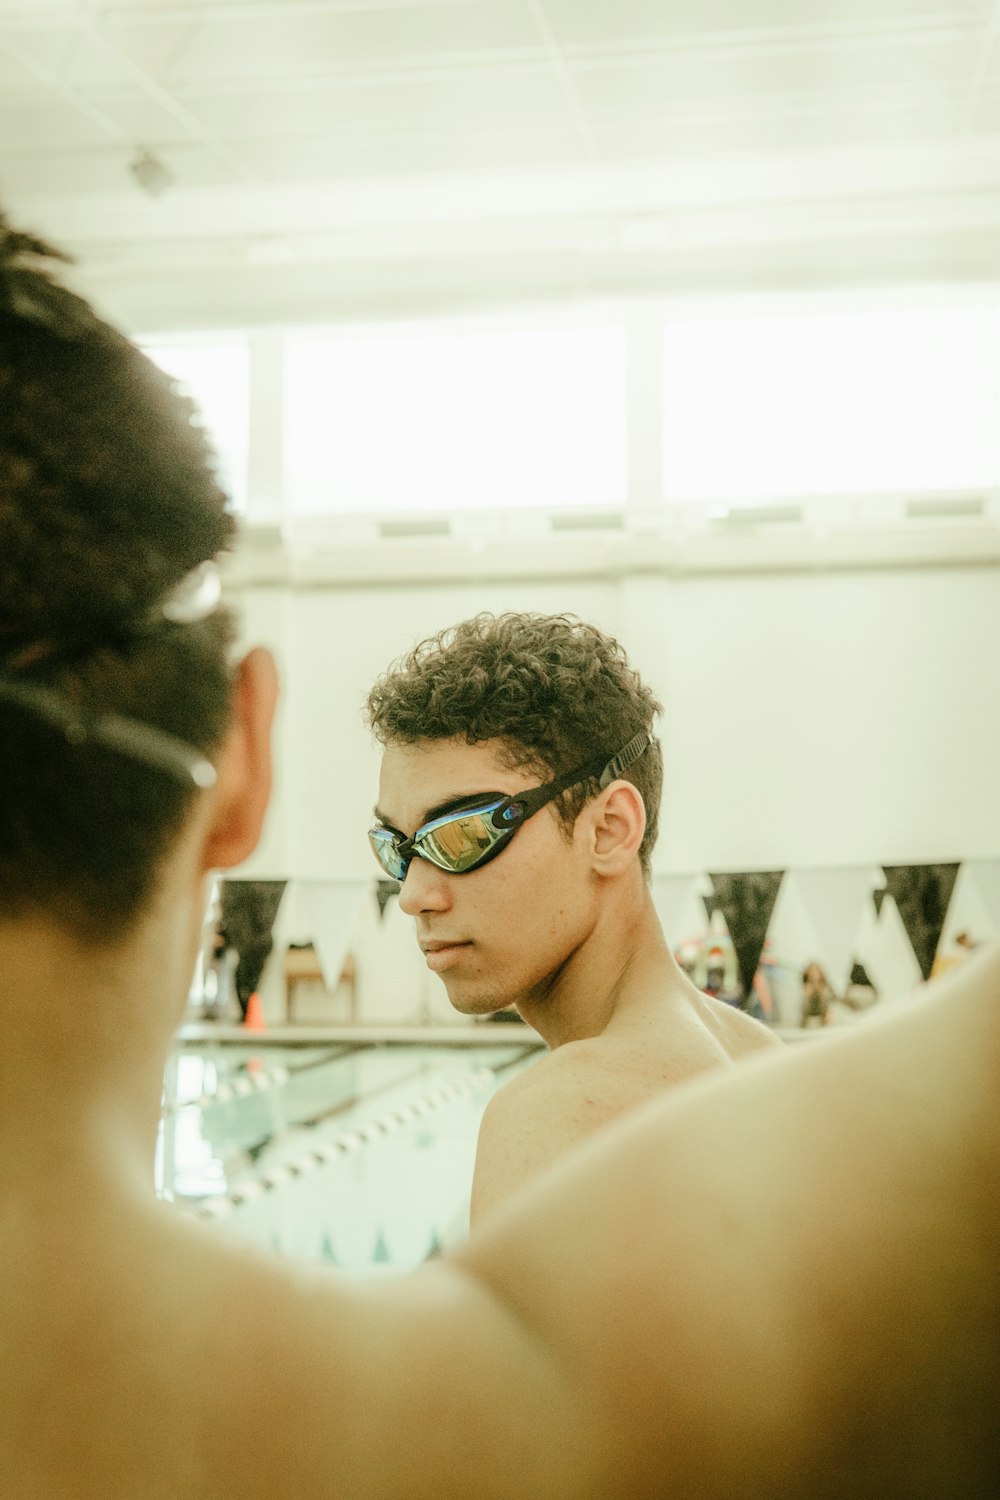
[569,42,959,113]
[201,64,573,146]
[540,0,977,48]
[0,26,79,77]
[587,94,958,166]
[0,0,999,324]
[155,2,539,80]
[86,93,235,146]
[57,23,197,90]
[0,47,31,88]
[186,79,572,153]
[569,48,966,159]
[0,98,119,154]
[241,118,584,179]
[0,0,79,19]
[965,88,1000,129]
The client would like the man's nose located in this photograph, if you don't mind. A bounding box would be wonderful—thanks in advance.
[397,855,453,916]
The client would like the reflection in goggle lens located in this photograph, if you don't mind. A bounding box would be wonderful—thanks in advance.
[369,800,510,880]
[420,810,499,871]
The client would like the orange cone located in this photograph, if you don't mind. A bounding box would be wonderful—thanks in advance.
[244,991,267,1032]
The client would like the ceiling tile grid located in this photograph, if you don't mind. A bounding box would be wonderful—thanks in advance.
[0,0,999,318]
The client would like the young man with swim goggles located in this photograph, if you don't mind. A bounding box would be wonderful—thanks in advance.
[366,613,782,1224]
[369,731,651,882]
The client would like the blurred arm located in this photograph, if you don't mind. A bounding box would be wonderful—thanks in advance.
[455,945,1000,1497]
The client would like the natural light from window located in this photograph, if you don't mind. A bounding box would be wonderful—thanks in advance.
[284,320,628,515]
[662,296,1000,506]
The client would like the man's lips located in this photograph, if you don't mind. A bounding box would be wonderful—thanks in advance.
[419,939,471,972]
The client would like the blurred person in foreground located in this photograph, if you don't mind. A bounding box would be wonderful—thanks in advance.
[1,215,997,1500]
[366,614,780,1222]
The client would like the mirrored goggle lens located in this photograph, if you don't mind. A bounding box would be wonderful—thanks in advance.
[369,828,408,880]
[417,804,511,873]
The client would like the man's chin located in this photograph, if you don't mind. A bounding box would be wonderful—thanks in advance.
[439,978,513,1019]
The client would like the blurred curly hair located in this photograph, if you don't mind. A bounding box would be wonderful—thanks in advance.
[366,612,663,876]
[0,211,236,940]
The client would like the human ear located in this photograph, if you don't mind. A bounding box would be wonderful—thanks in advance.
[201,647,278,872]
[589,781,646,875]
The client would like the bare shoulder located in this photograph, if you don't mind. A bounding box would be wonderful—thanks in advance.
[475,1047,610,1152]
[459,954,1000,1497]
[479,1037,654,1132]
[470,1008,779,1225]
[471,1048,619,1226]
[699,992,784,1054]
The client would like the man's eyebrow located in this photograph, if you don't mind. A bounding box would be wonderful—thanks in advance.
[371,804,402,832]
[373,790,507,832]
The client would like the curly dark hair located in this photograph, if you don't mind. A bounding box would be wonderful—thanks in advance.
[0,212,237,941]
[366,612,663,876]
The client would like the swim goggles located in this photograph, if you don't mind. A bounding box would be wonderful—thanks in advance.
[369,731,651,881]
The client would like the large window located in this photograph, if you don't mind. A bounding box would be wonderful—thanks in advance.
[284,319,627,516]
[661,294,1000,507]
[134,292,1000,538]
[141,338,251,513]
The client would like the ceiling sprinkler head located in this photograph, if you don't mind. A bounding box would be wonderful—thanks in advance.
[129,148,173,198]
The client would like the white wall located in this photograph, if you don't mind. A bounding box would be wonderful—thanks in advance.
[232,557,1000,881]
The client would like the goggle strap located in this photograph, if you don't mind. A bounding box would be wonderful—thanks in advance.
[598,731,652,788]
[497,732,652,826]
[495,759,603,824]
[0,672,217,790]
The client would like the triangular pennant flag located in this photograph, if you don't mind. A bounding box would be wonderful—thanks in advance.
[708,872,784,1003]
[873,887,887,918]
[219,878,288,994]
[961,860,1000,940]
[282,880,369,990]
[881,864,960,981]
[221,878,287,934]
[791,868,877,992]
[855,890,922,999]
[848,959,875,989]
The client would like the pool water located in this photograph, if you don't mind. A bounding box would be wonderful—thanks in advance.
[158,1040,539,1273]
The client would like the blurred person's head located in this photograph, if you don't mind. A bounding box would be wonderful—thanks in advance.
[0,213,272,947]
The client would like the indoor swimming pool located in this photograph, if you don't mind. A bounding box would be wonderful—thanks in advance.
[157,1036,540,1272]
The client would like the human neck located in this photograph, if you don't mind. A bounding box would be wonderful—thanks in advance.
[516,883,684,1049]
[0,891,201,1190]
